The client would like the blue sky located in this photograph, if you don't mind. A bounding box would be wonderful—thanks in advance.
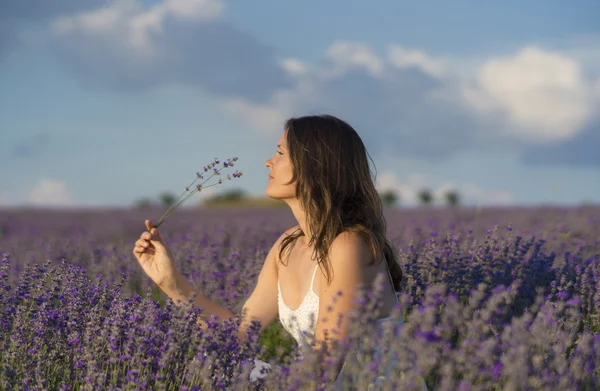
[1,0,599,208]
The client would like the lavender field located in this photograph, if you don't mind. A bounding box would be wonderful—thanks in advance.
[1,205,599,390]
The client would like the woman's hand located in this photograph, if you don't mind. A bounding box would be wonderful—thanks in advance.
[133,219,179,290]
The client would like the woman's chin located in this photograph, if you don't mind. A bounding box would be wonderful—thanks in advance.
[265,189,286,202]
[264,188,276,199]
[265,192,279,201]
[265,185,295,202]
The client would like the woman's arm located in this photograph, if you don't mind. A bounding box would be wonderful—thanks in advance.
[159,270,237,324]
[162,227,295,343]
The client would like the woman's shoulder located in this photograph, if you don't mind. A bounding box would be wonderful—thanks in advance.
[329,230,376,265]
[285,225,301,235]
[270,225,301,250]
[268,226,301,267]
[279,225,301,241]
[331,230,370,252]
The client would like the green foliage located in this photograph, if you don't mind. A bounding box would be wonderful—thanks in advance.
[444,190,460,207]
[151,284,167,307]
[210,188,247,202]
[159,192,177,207]
[257,321,297,363]
[202,188,288,207]
[203,188,248,206]
[380,189,399,206]
[418,188,434,205]
[134,198,153,209]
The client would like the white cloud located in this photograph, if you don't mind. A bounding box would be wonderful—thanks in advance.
[53,2,126,33]
[165,0,223,19]
[220,80,319,136]
[375,171,515,206]
[387,45,447,78]
[281,58,308,77]
[26,179,74,207]
[225,41,599,163]
[54,0,223,53]
[324,41,384,77]
[220,40,482,156]
[221,98,287,136]
[37,5,600,164]
[49,0,287,100]
[461,46,595,142]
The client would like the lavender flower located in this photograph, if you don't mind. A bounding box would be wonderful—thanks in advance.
[0,206,599,389]
[154,157,241,229]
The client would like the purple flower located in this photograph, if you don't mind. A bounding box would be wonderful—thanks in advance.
[415,330,441,342]
[556,291,570,300]
[492,362,503,379]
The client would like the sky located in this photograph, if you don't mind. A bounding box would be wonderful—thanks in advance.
[1,0,599,208]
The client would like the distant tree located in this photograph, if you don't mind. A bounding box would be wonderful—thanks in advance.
[134,198,152,209]
[444,190,460,207]
[204,188,248,205]
[216,188,247,202]
[418,188,433,206]
[159,192,177,207]
[380,189,399,206]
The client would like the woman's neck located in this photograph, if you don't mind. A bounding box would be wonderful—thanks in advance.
[285,198,313,244]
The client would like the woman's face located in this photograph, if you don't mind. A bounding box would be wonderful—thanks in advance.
[265,131,296,200]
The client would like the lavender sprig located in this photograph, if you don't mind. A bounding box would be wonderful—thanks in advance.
[154,157,242,229]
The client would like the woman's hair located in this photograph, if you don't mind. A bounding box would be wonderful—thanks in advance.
[277,114,403,292]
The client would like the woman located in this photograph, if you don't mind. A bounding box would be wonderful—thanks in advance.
[133,115,425,389]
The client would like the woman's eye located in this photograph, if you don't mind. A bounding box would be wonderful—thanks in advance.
[277,151,283,155]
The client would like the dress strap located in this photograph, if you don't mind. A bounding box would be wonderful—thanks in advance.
[309,262,319,291]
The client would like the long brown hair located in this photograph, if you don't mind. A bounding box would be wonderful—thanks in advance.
[277,114,403,292]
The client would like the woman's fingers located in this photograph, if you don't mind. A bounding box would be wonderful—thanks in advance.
[133,242,155,256]
[145,219,156,232]
[133,239,151,255]
[140,225,162,243]
[150,228,163,242]
[134,220,165,258]
[139,232,157,246]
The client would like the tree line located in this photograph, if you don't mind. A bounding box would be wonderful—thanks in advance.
[135,188,461,209]
[379,188,461,207]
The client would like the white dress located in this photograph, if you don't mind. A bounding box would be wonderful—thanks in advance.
[249,262,428,390]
